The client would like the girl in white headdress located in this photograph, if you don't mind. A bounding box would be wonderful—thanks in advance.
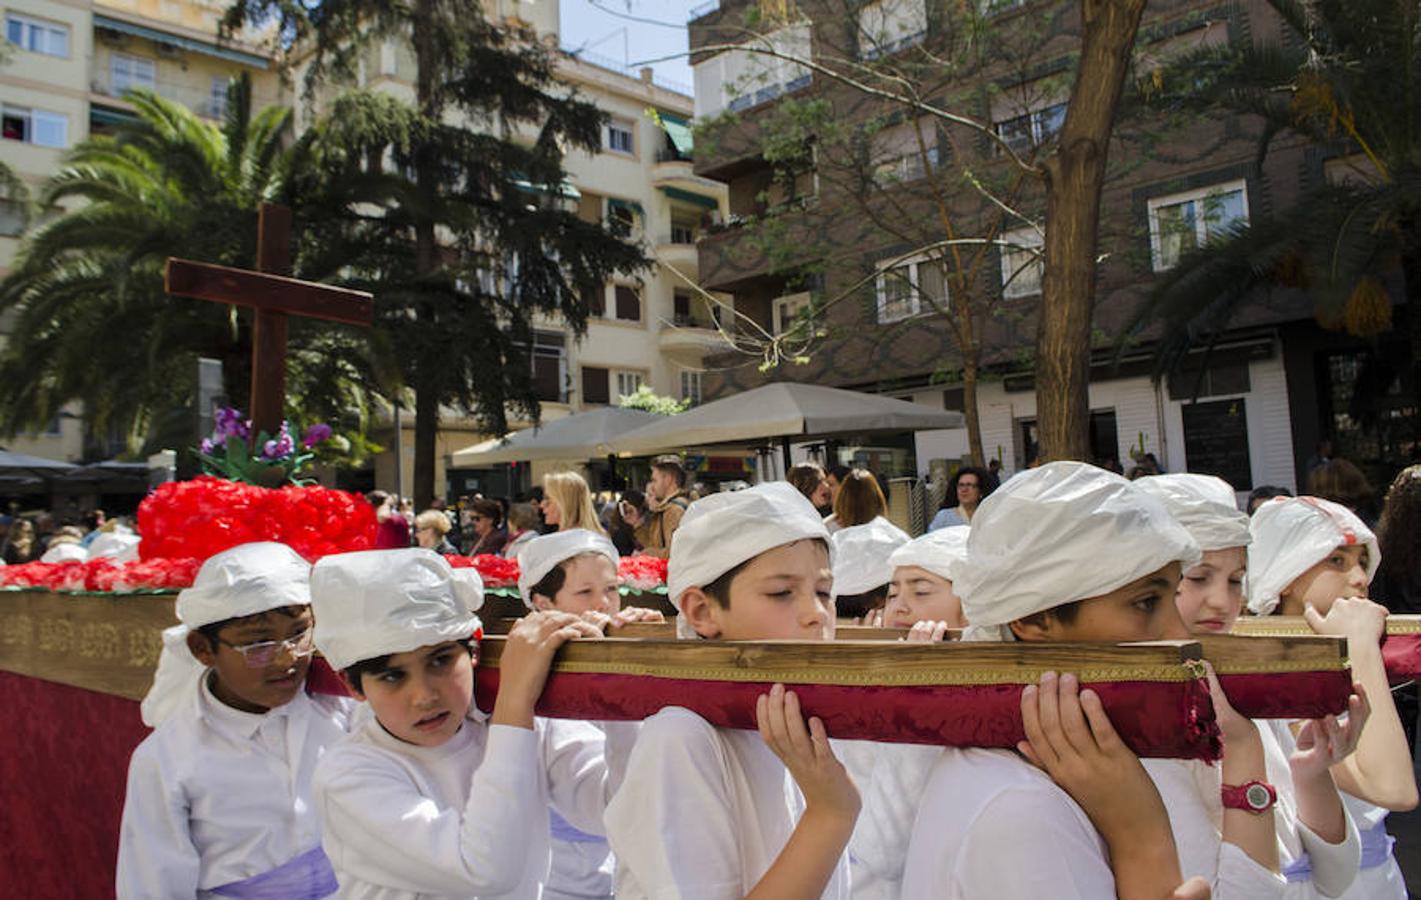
[118,542,356,900]
[902,462,1280,899]
[515,529,660,900]
[1249,496,1419,899]
[878,524,970,638]
[1138,474,1369,899]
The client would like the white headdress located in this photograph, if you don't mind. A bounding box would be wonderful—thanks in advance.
[516,529,619,609]
[1246,496,1378,615]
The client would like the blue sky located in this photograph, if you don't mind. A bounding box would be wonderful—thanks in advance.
[559,0,702,92]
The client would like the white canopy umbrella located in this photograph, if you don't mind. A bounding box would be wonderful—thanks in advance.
[605,382,965,463]
[450,407,662,466]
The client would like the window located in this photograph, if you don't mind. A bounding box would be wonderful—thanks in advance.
[692,21,812,118]
[605,120,635,155]
[999,227,1044,298]
[772,291,814,335]
[0,199,25,236]
[858,0,926,60]
[670,213,699,245]
[582,366,610,404]
[531,331,567,402]
[2,106,67,148]
[613,285,641,322]
[1147,180,1247,271]
[875,253,945,323]
[1166,361,1251,400]
[681,370,703,406]
[994,101,1066,156]
[674,291,693,324]
[208,76,229,119]
[607,198,638,237]
[870,117,940,184]
[112,54,157,94]
[614,370,644,401]
[6,14,67,57]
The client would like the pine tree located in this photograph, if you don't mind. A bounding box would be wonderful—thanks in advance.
[224,1,649,506]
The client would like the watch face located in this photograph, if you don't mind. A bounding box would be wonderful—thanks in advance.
[1245,783,1271,810]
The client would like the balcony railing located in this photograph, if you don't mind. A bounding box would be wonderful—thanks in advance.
[90,75,278,121]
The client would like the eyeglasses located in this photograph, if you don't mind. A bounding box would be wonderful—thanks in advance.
[219,629,315,669]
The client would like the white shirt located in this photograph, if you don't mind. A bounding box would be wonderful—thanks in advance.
[544,721,639,900]
[1140,758,1286,899]
[1258,719,1361,899]
[314,712,612,899]
[605,706,851,900]
[901,747,1116,899]
[116,673,357,898]
[834,741,941,900]
[1337,793,1405,900]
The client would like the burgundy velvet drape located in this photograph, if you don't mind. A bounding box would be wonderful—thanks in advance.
[0,671,150,900]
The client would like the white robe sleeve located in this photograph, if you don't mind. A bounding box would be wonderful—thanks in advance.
[316,724,540,896]
[849,743,941,898]
[1298,814,1361,898]
[539,718,614,836]
[1143,759,1286,899]
[952,786,1117,899]
[604,709,745,900]
[116,739,201,900]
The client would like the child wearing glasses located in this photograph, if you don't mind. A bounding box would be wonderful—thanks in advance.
[117,542,357,899]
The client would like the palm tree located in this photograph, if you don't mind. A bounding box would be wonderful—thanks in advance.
[1129,0,1421,390]
[0,75,368,454]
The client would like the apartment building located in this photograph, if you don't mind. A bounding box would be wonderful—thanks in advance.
[1,0,281,461]
[685,0,1414,494]
[336,5,730,496]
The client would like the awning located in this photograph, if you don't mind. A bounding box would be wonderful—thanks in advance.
[608,197,644,216]
[93,15,270,69]
[661,186,718,211]
[511,177,581,199]
[451,407,661,465]
[658,112,694,157]
[89,106,139,127]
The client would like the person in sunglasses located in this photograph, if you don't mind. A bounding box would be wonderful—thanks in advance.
[118,542,357,899]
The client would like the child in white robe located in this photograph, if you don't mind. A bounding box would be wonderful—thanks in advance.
[309,547,623,900]
[901,461,1284,899]
[1249,495,1419,899]
[603,482,860,899]
[117,542,356,899]
[1137,474,1365,899]
[515,529,659,900]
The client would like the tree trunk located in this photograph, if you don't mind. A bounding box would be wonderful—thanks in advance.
[411,0,440,508]
[961,351,985,467]
[1035,0,1147,461]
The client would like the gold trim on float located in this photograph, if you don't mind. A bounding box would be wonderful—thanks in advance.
[476,637,1209,687]
[1232,615,1421,637]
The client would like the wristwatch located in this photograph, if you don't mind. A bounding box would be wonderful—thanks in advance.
[1221,780,1277,814]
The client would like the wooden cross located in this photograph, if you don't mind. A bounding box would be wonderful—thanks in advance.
[164,203,375,439]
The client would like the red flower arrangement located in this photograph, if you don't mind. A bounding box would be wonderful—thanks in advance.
[618,555,669,591]
[445,554,520,587]
[0,557,202,592]
[138,477,376,563]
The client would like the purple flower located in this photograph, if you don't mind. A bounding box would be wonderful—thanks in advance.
[214,407,250,442]
[302,423,333,449]
[200,437,216,455]
[260,422,295,461]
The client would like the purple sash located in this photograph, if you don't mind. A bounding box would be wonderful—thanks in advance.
[1282,818,1395,883]
[209,845,338,899]
[549,808,607,845]
[1360,819,1396,870]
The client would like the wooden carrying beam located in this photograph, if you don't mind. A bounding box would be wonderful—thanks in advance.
[474,637,1226,760]
[479,621,1352,724]
[164,258,375,326]
[1234,615,1421,683]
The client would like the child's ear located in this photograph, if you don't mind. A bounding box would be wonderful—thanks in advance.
[679,587,723,639]
[185,629,218,667]
[1007,614,1052,643]
[531,593,554,611]
[339,671,366,702]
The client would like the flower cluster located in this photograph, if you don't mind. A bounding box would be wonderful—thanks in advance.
[138,477,376,563]
[618,555,669,590]
[196,407,333,486]
[445,554,520,587]
[0,557,201,592]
